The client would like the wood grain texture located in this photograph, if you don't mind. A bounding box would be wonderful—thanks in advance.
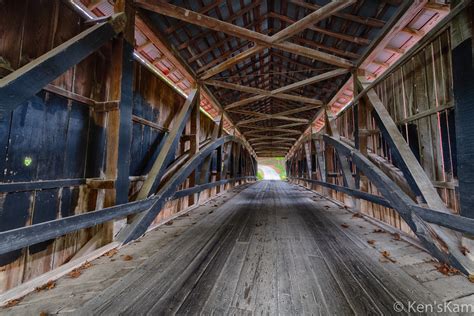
[51,181,440,314]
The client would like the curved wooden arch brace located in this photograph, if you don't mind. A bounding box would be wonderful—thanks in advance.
[0,13,125,117]
[118,135,240,243]
[0,175,255,256]
[0,136,253,255]
[289,176,474,237]
[323,135,474,275]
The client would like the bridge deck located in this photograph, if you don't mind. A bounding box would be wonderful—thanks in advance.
[3,181,474,315]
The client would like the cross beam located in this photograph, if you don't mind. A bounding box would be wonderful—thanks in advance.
[136,0,355,81]
[205,68,348,110]
[205,80,323,107]
[234,105,317,126]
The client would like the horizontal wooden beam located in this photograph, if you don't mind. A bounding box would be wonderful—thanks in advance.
[268,11,369,46]
[205,80,323,106]
[230,104,320,119]
[172,176,256,199]
[0,179,85,193]
[243,128,301,135]
[271,68,350,94]
[0,198,157,256]
[239,123,307,132]
[268,0,356,43]
[136,0,354,80]
[225,95,267,111]
[0,175,255,256]
[289,0,385,28]
[253,142,294,148]
[0,13,125,116]
[199,0,354,79]
[290,177,474,236]
[249,136,298,142]
[237,115,309,126]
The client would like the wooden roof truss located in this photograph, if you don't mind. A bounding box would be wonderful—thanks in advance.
[133,0,406,156]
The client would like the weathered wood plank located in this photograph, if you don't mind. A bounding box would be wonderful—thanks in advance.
[0,13,125,117]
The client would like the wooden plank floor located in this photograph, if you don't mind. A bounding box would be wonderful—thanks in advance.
[3,181,474,315]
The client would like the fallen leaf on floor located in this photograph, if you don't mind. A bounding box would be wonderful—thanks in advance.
[367,240,376,245]
[3,297,24,308]
[105,249,118,257]
[392,233,401,241]
[381,250,397,263]
[460,246,470,256]
[435,263,460,276]
[35,280,56,292]
[341,223,349,228]
[373,228,385,233]
[352,212,363,218]
[67,269,82,279]
[39,312,48,316]
[165,221,174,226]
[81,261,92,269]
[122,255,133,261]
[468,275,474,283]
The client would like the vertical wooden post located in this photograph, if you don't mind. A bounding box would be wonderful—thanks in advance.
[304,139,312,179]
[451,2,474,257]
[102,0,134,240]
[197,115,221,202]
[356,71,369,212]
[325,109,357,208]
[188,88,200,206]
[452,2,474,218]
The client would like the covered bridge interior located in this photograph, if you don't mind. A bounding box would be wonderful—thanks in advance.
[1,0,474,314]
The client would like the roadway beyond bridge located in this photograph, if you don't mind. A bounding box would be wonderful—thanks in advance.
[3,181,474,315]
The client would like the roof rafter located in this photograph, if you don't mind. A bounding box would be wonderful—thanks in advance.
[135,0,355,82]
